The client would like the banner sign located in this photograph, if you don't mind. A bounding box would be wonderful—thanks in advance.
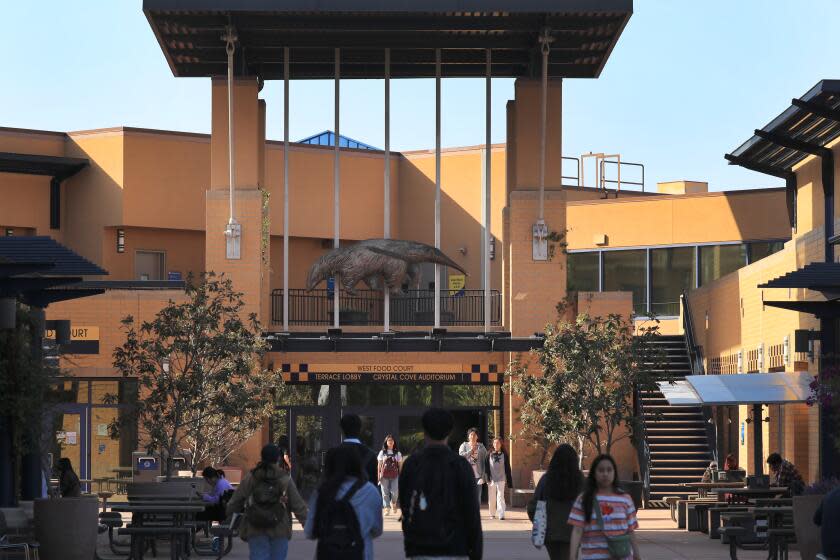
[280,362,502,385]
[45,326,100,354]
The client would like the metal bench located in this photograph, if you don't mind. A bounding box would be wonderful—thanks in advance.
[119,526,192,560]
[719,525,746,560]
[193,513,242,559]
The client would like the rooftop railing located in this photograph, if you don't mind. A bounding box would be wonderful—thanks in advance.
[271,288,502,327]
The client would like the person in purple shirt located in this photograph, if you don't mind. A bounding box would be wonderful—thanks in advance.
[197,466,234,521]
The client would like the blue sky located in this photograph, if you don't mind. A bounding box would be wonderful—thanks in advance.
[3,1,839,191]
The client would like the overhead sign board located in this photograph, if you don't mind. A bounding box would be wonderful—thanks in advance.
[44,326,100,354]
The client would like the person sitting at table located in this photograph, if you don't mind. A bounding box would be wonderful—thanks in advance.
[766,452,805,495]
[701,460,718,482]
[724,454,738,471]
[57,458,81,497]
[197,467,234,521]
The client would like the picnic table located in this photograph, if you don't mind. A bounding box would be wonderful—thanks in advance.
[682,481,745,498]
[714,487,789,503]
[112,503,204,560]
[753,506,795,560]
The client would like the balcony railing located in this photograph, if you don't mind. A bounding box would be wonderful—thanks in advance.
[271,289,502,327]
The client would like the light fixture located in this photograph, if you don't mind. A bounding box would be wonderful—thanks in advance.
[117,229,126,253]
[489,236,496,260]
[4,228,12,237]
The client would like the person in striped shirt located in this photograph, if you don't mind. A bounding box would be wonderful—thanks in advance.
[568,455,641,560]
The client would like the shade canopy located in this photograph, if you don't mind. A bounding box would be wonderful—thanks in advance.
[143,0,633,79]
[658,372,813,406]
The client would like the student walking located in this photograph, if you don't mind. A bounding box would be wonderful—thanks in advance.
[340,413,379,483]
[528,444,583,559]
[400,408,482,560]
[486,436,513,520]
[377,434,402,515]
[458,427,488,509]
[304,445,383,560]
[226,444,308,560]
[568,454,641,560]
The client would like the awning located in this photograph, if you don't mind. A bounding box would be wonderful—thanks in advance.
[759,262,840,291]
[657,372,813,406]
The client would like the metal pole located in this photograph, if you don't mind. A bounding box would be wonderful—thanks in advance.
[283,47,290,331]
[384,48,391,332]
[434,48,442,329]
[333,48,341,328]
[539,39,549,221]
[227,33,236,226]
[484,49,491,332]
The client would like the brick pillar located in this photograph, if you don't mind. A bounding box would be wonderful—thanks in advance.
[206,78,270,325]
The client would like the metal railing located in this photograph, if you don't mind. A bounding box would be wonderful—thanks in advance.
[271,288,502,327]
[680,292,705,375]
[633,386,652,508]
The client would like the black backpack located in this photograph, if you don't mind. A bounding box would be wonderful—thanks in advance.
[247,466,287,529]
[315,479,366,560]
[403,451,460,549]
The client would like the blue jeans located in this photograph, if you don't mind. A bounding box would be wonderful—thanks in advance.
[248,535,289,560]
[380,477,398,507]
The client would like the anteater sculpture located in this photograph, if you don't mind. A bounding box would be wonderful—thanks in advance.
[306,239,467,296]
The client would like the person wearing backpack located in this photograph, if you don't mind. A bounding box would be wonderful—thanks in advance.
[339,413,379,484]
[527,444,583,559]
[568,454,641,560]
[304,445,383,560]
[399,408,482,560]
[377,434,402,515]
[226,443,308,560]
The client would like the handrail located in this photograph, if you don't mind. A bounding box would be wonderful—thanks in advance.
[681,292,705,375]
[633,385,651,507]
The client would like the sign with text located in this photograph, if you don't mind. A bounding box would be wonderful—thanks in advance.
[45,326,100,354]
[281,363,502,385]
[448,274,466,296]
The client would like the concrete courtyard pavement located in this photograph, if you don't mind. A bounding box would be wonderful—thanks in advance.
[194,507,800,560]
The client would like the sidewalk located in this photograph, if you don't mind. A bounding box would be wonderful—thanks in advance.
[206,507,801,559]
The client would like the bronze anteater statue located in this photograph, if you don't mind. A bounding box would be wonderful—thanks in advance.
[306,239,467,296]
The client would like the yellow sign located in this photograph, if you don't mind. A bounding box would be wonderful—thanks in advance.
[307,363,466,374]
[448,274,466,295]
[45,326,100,340]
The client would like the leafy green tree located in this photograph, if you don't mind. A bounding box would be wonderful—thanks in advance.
[509,309,664,467]
[110,273,278,477]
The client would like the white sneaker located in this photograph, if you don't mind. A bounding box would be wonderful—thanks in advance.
[384,507,390,516]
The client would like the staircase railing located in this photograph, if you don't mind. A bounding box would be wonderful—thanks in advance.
[633,387,651,507]
[681,292,718,463]
[681,292,705,376]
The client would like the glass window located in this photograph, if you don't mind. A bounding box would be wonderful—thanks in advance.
[442,385,496,407]
[650,247,695,317]
[342,384,432,407]
[47,381,89,404]
[398,416,424,457]
[135,251,165,281]
[602,250,647,315]
[748,241,784,264]
[277,385,331,406]
[699,244,747,286]
[567,252,600,292]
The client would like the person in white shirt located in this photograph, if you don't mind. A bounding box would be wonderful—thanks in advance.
[376,434,402,515]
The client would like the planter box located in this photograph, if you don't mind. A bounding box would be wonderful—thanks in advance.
[793,494,823,560]
[34,496,98,560]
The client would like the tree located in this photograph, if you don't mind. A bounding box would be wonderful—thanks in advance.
[0,304,61,504]
[110,273,278,477]
[508,309,663,467]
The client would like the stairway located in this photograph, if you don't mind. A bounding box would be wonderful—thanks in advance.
[640,335,714,503]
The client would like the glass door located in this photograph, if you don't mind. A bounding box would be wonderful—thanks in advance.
[290,410,333,500]
[47,405,89,490]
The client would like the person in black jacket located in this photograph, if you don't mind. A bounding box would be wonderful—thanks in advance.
[56,457,81,497]
[338,413,378,484]
[814,485,840,558]
[399,408,482,560]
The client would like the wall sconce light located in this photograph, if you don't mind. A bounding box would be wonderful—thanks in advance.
[117,229,126,253]
[489,236,496,260]
[5,228,13,237]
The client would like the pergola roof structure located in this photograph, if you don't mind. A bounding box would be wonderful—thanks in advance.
[143,0,633,79]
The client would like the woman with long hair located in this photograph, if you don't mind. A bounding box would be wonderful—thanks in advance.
[377,434,402,515]
[528,444,582,559]
[304,445,383,560]
[568,454,641,560]
[486,436,513,520]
